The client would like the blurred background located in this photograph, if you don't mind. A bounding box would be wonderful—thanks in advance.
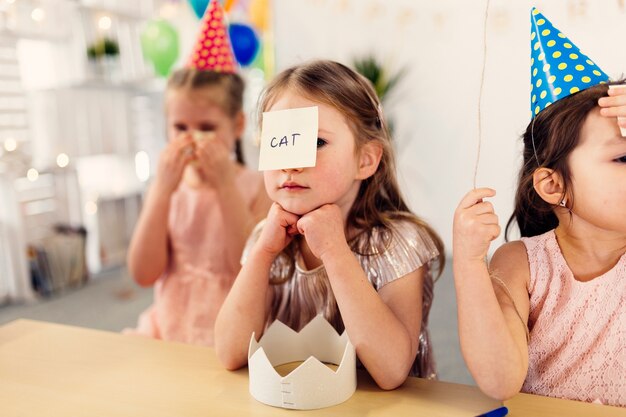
[0,0,624,385]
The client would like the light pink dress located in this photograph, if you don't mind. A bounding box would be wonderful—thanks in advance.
[125,168,263,346]
[521,230,626,407]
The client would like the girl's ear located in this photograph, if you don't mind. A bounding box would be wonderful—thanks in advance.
[533,167,566,205]
[356,141,383,180]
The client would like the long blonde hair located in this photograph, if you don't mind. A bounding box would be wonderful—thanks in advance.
[259,60,444,276]
[167,68,246,164]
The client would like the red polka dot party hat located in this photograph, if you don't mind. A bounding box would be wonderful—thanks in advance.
[187,0,237,73]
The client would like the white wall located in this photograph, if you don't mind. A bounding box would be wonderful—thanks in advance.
[272,0,626,254]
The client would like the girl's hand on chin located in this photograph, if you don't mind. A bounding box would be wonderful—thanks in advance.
[296,204,347,260]
[257,203,301,256]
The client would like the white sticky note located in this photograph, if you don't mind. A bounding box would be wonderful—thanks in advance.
[608,85,626,137]
[258,106,318,171]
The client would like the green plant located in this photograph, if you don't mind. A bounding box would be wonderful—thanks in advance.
[87,38,119,60]
[353,56,406,104]
[353,56,406,138]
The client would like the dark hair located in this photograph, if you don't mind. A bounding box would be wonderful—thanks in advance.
[166,68,246,165]
[259,60,445,276]
[505,80,624,239]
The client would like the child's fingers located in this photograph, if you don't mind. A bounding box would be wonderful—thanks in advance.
[607,85,626,97]
[271,203,300,226]
[458,188,496,210]
[172,131,193,146]
[599,106,626,118]
[598,96,626,107]
[598,92,626,112]
[170,136,194,157]
[286,224,300,237]
[485,223,502,241]
[478,212,500,226]
[466,200,495,216]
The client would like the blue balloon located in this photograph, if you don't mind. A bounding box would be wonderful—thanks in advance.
[228,23,260,66]
[188,0,209,19]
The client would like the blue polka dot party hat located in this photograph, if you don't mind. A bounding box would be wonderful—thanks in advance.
[530,7,609,118]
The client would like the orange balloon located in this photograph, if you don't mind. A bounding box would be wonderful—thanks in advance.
[223,0,236,12]
[249,0,269,31]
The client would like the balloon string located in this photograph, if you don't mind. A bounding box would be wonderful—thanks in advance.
[474,0,491,189]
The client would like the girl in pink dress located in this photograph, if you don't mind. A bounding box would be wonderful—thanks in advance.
[125,2,271,346]
[452,14,626,406]
[125,68,271,346]
[215,60,445,390]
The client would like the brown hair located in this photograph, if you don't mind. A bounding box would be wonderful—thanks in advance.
[259,60,445,276]
[166,68,246,165]
[505,80,624,239]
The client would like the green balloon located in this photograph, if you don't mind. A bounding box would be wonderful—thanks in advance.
[140,19,179,77]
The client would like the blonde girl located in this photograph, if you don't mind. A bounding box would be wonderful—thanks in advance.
[215,60,444,389]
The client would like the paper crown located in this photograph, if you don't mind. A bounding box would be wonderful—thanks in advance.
[530,7,609,118]
[248,315,357,410]
[187,0,237,73]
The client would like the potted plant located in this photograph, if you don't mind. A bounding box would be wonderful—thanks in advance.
[353,56,406,138]
[86,37,120,81]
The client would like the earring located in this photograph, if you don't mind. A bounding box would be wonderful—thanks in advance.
[559,198,567,208]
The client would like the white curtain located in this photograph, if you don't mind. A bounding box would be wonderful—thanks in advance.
[0,174,35,303]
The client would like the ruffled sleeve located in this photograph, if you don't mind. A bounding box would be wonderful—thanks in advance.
[355,220,440,290]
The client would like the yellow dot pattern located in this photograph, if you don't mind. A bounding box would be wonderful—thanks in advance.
[530,7,609,118]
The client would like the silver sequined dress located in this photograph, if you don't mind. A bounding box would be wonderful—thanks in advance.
[242,218,440,379]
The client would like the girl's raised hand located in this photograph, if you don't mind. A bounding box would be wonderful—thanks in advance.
[256,203,300,256]
[453,188,501,263]
[193,133,236,188]
[599,85,626,128]
[296,204,347,260]
[155,133,195,195]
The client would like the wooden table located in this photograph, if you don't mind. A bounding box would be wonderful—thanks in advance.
[0,320,622,416]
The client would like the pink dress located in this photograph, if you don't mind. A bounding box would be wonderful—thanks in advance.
[521,230,626,407]
[126,168,263,346]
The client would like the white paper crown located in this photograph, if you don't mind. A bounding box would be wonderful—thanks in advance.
[248,315,357,410]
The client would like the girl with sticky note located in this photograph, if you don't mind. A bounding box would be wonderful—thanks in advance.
[215,60,445,389]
